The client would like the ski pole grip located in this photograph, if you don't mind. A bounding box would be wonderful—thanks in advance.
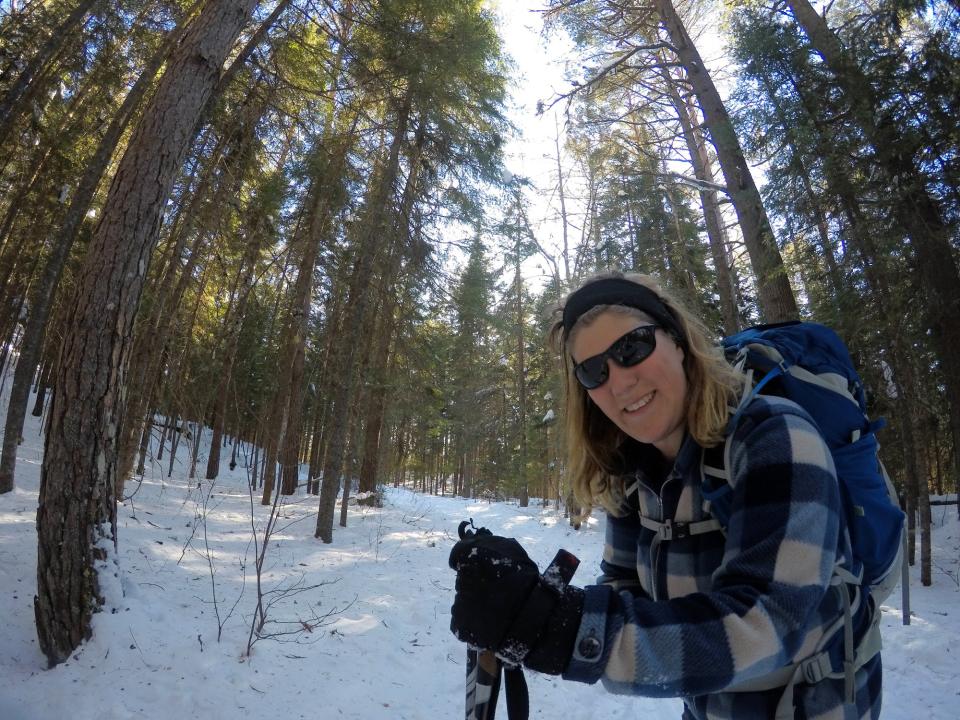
[542,548,579,592]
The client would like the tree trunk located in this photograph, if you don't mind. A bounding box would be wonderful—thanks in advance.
[352,125,427,508]
[356,278,405,505]
[167,414,181,478]
[305,272,349,495]
[188,422,202,481]
[654,0,798,322]
[34,0,256,666]
[135,408,154,477]
[260,438,280,505]
[513,195,529,508]
[249,437,260,489]
[0,133,58,256]
[157,418,169,463]
[917,428,933,586]
[32,362,52,417]
[663,65,739,334]
[279,336,308,495]
[274,221,323,497]
[275,162,346,496]
[553,114,571,284]
[307,401,324,495]
[661,169,698,299]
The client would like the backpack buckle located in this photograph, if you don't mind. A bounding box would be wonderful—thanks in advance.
[659,519,690,540]
[801,652,833,685]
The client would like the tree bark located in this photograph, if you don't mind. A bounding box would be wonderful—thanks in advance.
[116,0,291,483]
[306,279,348,495]
[351,119,428,508]
[34,0,256,666]
[654,0,797,322]
[553,114,571,284]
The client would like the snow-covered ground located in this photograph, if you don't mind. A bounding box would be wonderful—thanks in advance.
[1,397,958,719]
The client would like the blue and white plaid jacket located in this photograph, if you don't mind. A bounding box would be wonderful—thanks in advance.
[563,396,882,719]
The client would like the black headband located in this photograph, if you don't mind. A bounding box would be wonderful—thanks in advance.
[561,278,684,345]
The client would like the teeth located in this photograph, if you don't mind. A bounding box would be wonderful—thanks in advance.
[625,391,654,412]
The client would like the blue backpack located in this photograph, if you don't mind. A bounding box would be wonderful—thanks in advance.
[701,321,905,716]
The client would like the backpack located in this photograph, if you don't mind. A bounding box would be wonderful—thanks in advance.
[705,321,905,596]
[643,321,905,718]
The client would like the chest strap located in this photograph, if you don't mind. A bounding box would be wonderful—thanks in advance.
[638,516,722,541]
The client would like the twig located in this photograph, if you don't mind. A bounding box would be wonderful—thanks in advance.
[199,478,223,637]
[122,474,145,503]
[176,509,200,566]
[932,560,960,588]
[128,627,152,669]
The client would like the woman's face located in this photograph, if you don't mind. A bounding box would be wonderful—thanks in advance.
[570,309,688,460]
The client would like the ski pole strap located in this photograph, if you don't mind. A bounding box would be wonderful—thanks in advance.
[459,518,492,540]
[503,665,529,720]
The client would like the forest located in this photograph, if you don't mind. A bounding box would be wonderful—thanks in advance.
[0,0,957,670]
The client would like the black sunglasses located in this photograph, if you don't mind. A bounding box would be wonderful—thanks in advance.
[573,325,658,389]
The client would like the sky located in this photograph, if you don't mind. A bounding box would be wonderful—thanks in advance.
[1,389,958,719]
[483,1,578,289]
[486,0,732,290]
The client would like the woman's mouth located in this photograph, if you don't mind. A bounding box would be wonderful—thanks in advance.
[624,391,655,413]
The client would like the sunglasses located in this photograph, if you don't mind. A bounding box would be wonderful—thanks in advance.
[573,325,658,389]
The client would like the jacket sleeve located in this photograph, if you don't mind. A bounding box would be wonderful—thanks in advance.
[563,404,843,697]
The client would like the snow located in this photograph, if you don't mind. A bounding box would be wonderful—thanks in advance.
[1,397,959,719]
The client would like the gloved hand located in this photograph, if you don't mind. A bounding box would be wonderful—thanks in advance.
[449,532,584,675]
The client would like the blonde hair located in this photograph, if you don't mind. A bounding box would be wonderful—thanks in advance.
[550,272,743,517]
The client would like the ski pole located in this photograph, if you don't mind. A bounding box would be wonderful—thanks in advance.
[458,520,500,720]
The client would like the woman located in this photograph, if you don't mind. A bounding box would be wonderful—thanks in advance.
[449,272,882,719]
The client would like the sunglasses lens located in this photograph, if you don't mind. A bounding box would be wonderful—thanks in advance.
[575,356,608,389]
[613,328,656,366]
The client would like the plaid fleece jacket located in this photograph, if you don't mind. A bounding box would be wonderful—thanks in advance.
[562,396,882,719]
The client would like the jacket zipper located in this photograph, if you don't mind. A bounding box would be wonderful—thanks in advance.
[637,471,680,602]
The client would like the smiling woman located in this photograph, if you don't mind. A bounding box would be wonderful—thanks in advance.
[554,274,739,513]
[447,271,886,720]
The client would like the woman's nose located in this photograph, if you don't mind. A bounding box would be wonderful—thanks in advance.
[605,360,636,395]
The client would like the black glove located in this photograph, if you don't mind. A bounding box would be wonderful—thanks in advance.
[449,533,584,675]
